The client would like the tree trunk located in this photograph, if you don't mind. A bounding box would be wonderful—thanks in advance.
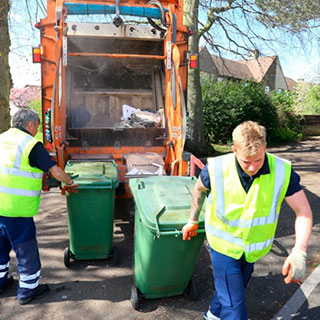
[183,0,207,156]
[0,0,12,133]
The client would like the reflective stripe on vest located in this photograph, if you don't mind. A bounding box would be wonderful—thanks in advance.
[205,222,274,253]
[207,156,285,228]
[14,134,33,168]
[0,128,43,217]
[205,153,291,262]
[0,166,43,179]
[0,186,41,197]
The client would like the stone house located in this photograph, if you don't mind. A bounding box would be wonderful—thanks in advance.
[199,46,296,92]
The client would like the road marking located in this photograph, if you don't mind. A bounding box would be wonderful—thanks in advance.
[273,264,320,319]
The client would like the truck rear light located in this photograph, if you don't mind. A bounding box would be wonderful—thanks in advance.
[190,54,197,69]
[32,46,42,63]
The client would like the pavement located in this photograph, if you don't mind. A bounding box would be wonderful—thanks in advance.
[296,283,320,319]
[273,265,320,319]
[1,137,320,320]
[268,138,320,320]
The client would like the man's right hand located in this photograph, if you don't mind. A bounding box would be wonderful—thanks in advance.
[182,222,198,241]
[61,182,78,195]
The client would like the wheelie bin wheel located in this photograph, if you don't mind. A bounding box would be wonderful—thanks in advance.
[130,284,140,310]
[111,247,118,265]
[186,278,198,300]
[64,247,71,268]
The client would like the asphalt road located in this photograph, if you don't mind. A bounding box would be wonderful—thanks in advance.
[1,137,320,320]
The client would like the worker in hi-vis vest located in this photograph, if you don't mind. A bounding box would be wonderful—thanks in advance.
[0,109,75,305]
[182,121,313,320]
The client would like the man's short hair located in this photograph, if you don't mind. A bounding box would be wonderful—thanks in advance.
[232,121,266,156]
[12,108,40,129]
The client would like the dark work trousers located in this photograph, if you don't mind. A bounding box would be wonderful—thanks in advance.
[204,246,254,320]
[0,216,41,300]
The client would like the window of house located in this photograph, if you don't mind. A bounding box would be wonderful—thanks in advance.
[265,86,270,94]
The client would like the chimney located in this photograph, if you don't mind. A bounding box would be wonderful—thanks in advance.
[250,49,260,60]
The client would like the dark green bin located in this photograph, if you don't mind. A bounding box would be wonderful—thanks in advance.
[63,161,119,267]
[129,176,205,309]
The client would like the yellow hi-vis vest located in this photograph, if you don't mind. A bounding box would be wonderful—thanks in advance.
[0,128,43,217]
[205,152,291,263]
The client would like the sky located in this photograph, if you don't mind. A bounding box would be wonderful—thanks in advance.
[264,37,320,82]
[8,1,320,88]
[9,1,43,88]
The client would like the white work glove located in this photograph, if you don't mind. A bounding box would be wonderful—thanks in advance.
[282,247,307,284]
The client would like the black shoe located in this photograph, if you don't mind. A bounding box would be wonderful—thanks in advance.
[19,284,50,305]
[0,275,14,294]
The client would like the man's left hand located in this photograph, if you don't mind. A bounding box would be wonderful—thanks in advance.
[282,247,307,284]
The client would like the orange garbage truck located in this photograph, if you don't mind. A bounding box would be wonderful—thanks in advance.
[34,0,192,197]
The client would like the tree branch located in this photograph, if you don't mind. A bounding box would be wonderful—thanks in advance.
[198,0,237,37]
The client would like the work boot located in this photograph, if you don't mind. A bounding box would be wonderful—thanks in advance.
[18,284,50,305]
[0,275,14,294]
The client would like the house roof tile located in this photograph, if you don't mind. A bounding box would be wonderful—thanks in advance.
[211,54,277,82]
[238,56,277,82]
[210,55,253,80]
[285,77,297,91]
[200,45,278,83]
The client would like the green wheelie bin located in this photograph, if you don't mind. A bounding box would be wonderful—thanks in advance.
[63,160,119,267]
[129,176,205,309]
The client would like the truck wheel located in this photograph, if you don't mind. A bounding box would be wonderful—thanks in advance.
[64,247,71,268]
[130,284,139,310]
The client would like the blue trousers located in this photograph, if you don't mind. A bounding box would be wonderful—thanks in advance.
[0,216,41,300]
[205,246,254,320]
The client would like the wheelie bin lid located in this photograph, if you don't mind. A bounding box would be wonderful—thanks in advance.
[129,176,205,234]
[64,160,119,189]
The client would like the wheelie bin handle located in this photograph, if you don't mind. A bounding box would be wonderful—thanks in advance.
[154,229,206,239]
[155,205,166,238]
[154,205,205,239]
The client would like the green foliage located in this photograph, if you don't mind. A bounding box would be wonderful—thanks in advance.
[292,82,315,115]
[29,99,41,115]
[291,82,320,115]
[270,91,303,142]
[29,99,43,142]
[202,79,279,144]
[255,0,319,32]
[305,84,320,114]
